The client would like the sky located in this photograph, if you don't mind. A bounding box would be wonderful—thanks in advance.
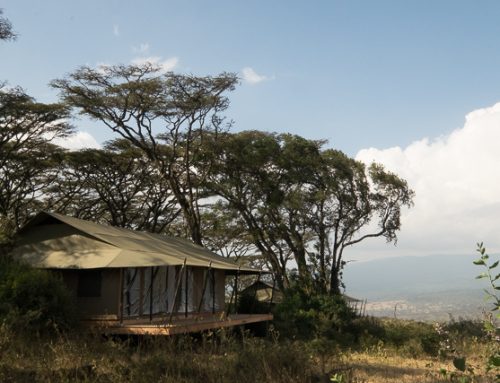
[2,1,500,260]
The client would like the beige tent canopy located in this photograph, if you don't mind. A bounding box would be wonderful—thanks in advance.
[14,211,260,274]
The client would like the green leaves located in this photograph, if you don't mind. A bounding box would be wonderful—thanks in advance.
[453,356,467,372]
[473,243,500,379]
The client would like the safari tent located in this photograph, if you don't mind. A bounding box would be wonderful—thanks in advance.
[241,280,283,304]
[11,212,272,335]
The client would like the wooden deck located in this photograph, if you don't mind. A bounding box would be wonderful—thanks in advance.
[85,313,273,336]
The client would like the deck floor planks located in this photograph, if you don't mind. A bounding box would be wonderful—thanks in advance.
[86,313,273,336]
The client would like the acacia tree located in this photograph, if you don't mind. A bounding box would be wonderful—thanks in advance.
[307,150,414,293]
[206,131,325,290]
[208,131,414,294]
[46,139,180,232]
[0,87,71,235]
[52,64,237,245]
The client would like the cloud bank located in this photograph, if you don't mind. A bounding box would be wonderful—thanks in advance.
[353,102,500,259]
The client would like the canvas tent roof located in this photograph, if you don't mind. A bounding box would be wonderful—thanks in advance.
[13,212,261,274]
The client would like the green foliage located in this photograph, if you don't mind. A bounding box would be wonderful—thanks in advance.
[473,243,500,381]
[273,285,356,342]
[0,86,72,232]
[0,256,77,334]
[208,130,414,294]
[353,317,441,357]
[474,242,500,317]
[52,65,238,245]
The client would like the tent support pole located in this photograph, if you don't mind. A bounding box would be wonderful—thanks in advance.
[149,267,154,322]
[119,268,124,325]
[226,267,240,317]
[169,259,186,323]
[165,266,169,313]
[234,267,240,314]
[211,269,216,314]
[139,269,145,316]
[197,262,212,314]
[185,265,189,318]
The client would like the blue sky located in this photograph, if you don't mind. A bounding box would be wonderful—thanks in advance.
[3,1,500,259]
[3,1,500,154]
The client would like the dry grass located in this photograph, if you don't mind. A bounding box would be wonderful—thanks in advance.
[344,351,495,383]
[0,323,497,383]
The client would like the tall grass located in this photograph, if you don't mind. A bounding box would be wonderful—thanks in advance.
[0,318,496,383]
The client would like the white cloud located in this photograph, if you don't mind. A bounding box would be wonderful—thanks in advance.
[113,24,120,37]
[131,56,178,72]
[132,43,150,54]
[241,67,274,84]
[54,131,101,150]
[352,102,500,259]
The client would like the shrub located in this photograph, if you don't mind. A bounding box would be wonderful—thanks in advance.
[273,285,356,342]
[351,316,440,356]
[0,255,77,334]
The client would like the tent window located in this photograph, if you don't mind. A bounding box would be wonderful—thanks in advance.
[77,270,102,297]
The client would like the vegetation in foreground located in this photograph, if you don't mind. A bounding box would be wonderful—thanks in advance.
[0,317,497,383]
[0,255,497,383]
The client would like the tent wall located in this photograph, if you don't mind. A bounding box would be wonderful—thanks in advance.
[55,266,227,319]
[59,269,120,317]
[121,266,226,319]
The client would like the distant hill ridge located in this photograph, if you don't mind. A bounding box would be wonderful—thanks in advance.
[343,253,492,300]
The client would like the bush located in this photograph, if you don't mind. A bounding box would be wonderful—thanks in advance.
[351,317,440,356]
[0,255,77,334]
[273,285,356,343]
